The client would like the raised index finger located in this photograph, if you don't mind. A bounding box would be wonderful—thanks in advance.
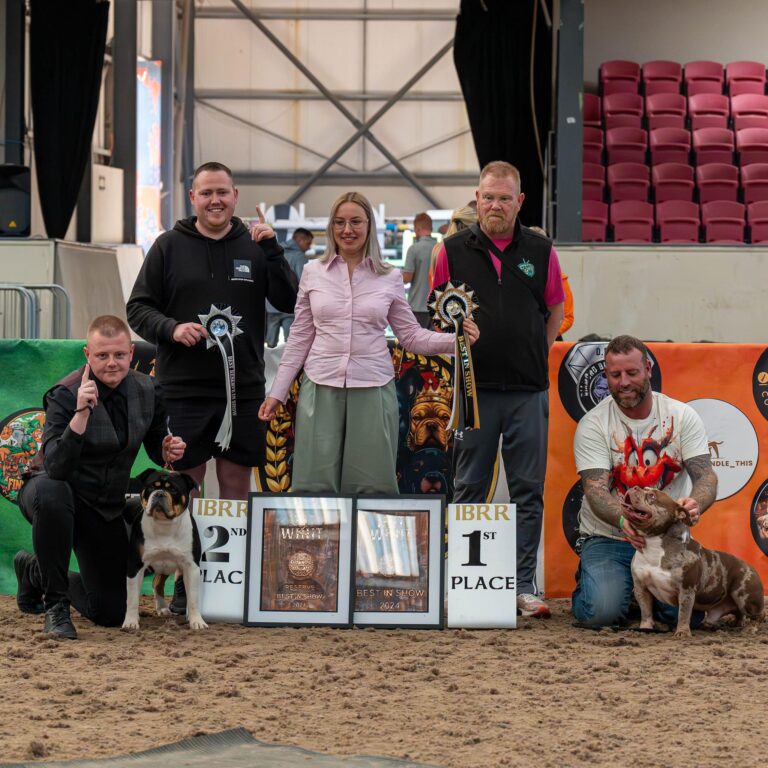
[82,364,91,385]
[255,206,266,225]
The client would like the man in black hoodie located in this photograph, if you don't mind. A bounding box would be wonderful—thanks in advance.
[127,162,298,506]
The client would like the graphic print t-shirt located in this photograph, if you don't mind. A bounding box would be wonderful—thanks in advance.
[574,392,709,540]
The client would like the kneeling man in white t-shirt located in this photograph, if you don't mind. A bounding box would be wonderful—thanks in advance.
[572,334,717,628]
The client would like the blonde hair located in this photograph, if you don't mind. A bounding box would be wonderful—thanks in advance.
[318,191,392,275]
[429,203,478,280]
[87,315,131,340]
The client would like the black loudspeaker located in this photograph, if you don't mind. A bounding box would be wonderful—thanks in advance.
[0,164,31,236]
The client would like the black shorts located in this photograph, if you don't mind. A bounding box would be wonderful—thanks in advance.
[165,397,265,469]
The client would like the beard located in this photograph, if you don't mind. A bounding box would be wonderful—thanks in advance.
[609,377,651,410]
[479,210,515,236]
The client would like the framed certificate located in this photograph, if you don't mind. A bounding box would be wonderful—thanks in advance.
[353,495,445,628]
[244,494,355,627]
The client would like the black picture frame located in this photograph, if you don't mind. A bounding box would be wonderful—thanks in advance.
[353,494,445,629]
[244,493,356,627]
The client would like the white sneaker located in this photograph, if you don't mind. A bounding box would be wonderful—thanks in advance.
[517,593,551,618]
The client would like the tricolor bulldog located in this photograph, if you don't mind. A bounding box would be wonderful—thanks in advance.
[623,487,764,637]
[122,469,207,631]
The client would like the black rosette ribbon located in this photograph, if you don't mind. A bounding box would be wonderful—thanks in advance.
[427,281,480,431]
[198,305,244,450]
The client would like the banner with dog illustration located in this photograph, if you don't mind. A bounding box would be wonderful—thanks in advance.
[3,339,768,600]
[547,342,768,597]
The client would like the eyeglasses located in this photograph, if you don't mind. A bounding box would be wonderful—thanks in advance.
[332,218,368,230]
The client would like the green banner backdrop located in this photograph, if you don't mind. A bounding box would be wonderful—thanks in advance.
[0,340,157,595]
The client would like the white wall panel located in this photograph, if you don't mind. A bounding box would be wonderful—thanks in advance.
[557,245,768,344]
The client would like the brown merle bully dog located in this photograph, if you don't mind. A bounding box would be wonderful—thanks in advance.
[122,469,207,631]
[623,487,764,637]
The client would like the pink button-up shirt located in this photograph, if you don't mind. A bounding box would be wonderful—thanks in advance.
[269,253,456,403]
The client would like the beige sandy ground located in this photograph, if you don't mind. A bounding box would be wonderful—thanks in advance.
[1,594,767,767]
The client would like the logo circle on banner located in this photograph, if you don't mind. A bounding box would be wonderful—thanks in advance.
[686,399,758,500]
[558,342,663,423]
[749,480,768,557]
[561,480,584,553]
[0,408,45,504]
[751,347,768,423]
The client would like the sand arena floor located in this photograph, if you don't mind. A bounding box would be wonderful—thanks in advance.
[1,595,766,767]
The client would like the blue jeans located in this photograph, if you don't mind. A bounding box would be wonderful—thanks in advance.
[571,535,702,629]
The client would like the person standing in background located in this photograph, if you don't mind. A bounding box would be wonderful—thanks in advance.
[266,228,314,347]
[402,213,437,329]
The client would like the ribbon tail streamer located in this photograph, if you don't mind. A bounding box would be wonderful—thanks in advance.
[213,332,236,450]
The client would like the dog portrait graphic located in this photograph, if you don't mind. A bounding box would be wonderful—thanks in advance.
[407,381,453,452]
[123,469,207,630]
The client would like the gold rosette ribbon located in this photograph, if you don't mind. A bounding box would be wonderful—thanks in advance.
[198,305,244,450]
[427,281,480,431]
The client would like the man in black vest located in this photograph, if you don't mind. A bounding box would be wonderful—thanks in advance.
[433,161,565,618]
[15,315,185,639]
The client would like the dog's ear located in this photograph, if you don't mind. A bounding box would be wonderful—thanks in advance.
[178,472,199,496]
[136,468,159,486]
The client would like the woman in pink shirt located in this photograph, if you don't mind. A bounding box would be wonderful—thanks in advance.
[259,191,478,495]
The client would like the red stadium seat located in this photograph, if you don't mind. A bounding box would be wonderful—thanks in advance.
[607,162,650,202]
[582,199,608,242]
[652,163,695,203]
[741,163,768,204]
[688,94,729,130]
[693,127,734,165]
[736,127,768,166]
[695,163,739,203]
[726,61,766,96]
[701,200,745,243]
[656,200,700,243]
[642,60,682,96]
[600,60,640,96]
[610,200,654,242]
[584,93,601,128]
[684,61,724,96]
[605,127,647,165]
[583,162,605,202]
[583,126,604,164]
[603,93,644,129]
[747,200,768,243]
[730,94,768,131]
[645,93,686,130]
[649,127,691,165]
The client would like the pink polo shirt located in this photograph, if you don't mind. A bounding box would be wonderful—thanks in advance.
[433,239,566,306]
[269,253,456,403]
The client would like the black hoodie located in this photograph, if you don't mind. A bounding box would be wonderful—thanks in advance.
[127,216,298,400]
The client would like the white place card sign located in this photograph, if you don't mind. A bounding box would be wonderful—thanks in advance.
[446,503,517,629]
[192,498,249,622]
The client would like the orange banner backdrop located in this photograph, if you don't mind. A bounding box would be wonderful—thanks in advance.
[544,342,768,598]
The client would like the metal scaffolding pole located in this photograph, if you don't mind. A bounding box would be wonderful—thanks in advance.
[194,88,463,102]
[196,99,357,172]
[153,0,176,230]
[229,0,447,207]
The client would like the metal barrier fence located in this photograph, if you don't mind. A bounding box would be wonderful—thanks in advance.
[0,283,71,339]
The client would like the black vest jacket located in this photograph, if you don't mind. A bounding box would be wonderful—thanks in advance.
[443,221,552,391]
[31,368,157,519]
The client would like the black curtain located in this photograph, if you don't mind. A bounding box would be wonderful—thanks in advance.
[454,0,552,225]
[30,0,110,238]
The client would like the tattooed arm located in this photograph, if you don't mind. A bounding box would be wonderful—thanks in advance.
[678,453,718,525]
[580,468,645,550]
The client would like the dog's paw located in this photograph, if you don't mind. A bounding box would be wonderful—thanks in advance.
[122,618,140,631]
[674,627,692,638]
[157,607,172,617]
[188,615,208,630]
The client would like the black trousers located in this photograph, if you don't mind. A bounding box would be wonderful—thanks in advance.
[18,476,141,626]
[452,389,549,595]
